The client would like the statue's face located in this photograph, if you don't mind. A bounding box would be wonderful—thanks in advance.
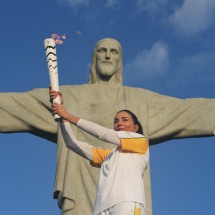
[95,40,121,79]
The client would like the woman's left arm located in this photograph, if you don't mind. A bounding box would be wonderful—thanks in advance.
[52,102,147,153]
[52,101,121,145]
[77,119,149,154]
[77,119,121,145]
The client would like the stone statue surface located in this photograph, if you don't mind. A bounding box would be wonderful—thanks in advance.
[0,38,214,215]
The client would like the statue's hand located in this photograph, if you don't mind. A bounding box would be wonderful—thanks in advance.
[49,85,63,104]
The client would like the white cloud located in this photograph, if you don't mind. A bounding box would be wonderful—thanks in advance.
[58,0,119,10]
[136,0,170,14]
[178,52,215,77]
[58,0,89,10]
[168,51,215,89]
[124,41,169,80]
[168,0,215,37]
[105,0,119,8]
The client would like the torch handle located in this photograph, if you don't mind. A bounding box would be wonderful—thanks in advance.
[44,38,61,121]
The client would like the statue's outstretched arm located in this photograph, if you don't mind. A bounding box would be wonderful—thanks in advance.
[0,88,57,143]
[148,94,215,144]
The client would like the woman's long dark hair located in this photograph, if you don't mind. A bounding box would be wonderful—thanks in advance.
[117,109,143,135]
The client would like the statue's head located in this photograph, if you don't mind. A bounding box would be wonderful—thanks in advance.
[88,38,122,85]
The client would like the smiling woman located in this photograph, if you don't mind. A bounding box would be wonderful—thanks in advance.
[49,89,149,215]
[114,110,143,135]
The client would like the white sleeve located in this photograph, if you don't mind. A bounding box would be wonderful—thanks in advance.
[60,121,93,160]
[77,119,121,146]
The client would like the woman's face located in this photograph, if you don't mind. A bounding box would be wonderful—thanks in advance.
[114,111,139,133]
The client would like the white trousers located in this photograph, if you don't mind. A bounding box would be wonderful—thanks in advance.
[98,202,146,215]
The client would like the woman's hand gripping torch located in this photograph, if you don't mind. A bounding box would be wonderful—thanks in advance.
[44,38,61,121]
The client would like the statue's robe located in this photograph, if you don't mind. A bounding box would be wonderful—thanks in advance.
[1,84,214,215]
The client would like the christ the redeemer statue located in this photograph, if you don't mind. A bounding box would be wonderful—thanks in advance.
[0,38,214,215]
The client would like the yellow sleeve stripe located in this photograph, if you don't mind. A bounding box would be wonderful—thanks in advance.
[90,148,112,168]
[120,137,149,154]
[134,208,141,215]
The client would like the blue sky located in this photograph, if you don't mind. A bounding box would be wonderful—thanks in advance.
[0,0,215,214]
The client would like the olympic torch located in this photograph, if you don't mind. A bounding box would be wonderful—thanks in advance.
[44,38,61,121]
